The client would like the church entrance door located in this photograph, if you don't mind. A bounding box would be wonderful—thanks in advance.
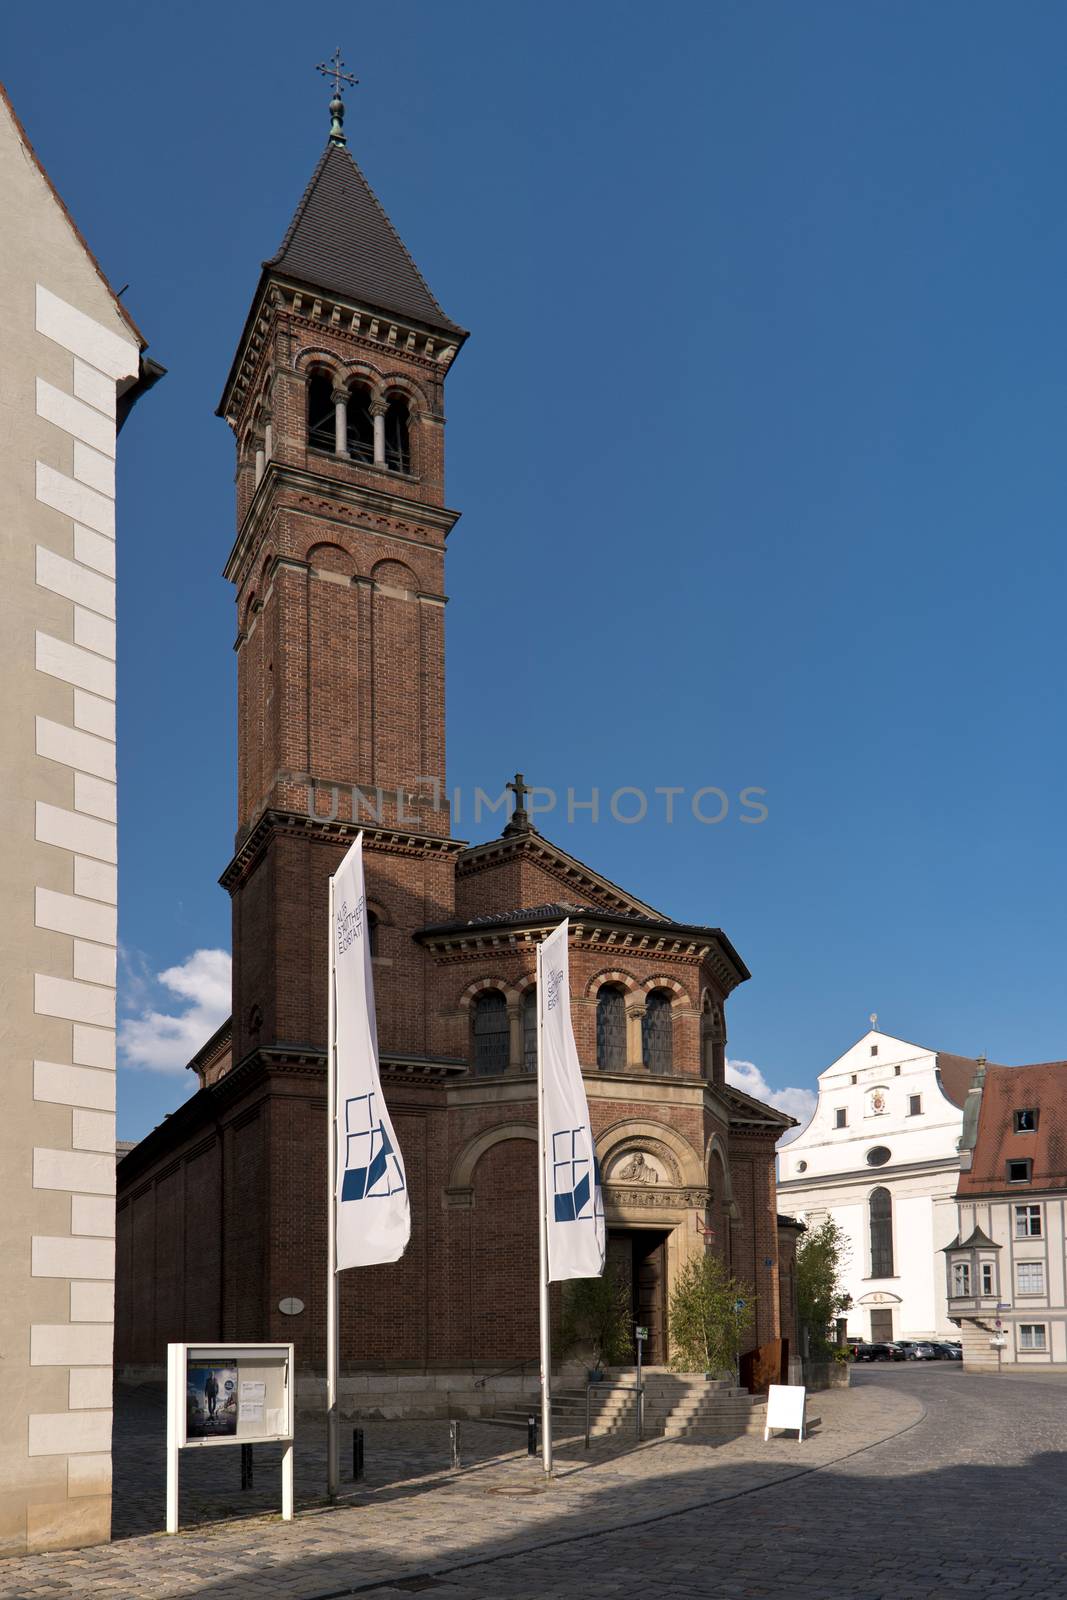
[869,1308,894,1343]
[607,1228,671,1365]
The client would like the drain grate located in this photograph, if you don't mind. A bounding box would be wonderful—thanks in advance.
[485,1484,545,1497]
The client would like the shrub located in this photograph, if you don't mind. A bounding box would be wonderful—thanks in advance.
[559,1272,632,1368]
[796,1217,851,1358]
[667,1254,752,1376]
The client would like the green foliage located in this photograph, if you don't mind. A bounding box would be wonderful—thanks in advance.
[667,1254,753,1376]
[795,1216,851,1358]
[559,1272,632,1368]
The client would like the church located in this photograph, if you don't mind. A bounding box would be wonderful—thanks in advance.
[115,85,794,1379]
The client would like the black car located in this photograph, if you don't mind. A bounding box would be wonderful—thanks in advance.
[853,1341,895,1361]
[931,1342,962,1360]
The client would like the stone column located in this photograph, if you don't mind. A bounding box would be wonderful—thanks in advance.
[371,400,387,466]
[254,438,265,486]
[262,408,273,463]
[507,1001,522,1072]
[332,387,348,457]
[626,1001,646,1071]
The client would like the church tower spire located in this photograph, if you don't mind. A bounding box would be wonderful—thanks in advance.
[218,87,467,1072]
[316,46,358,147]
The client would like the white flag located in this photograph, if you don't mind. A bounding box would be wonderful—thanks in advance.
[539,919,605,1281]
[331,833,409,1269]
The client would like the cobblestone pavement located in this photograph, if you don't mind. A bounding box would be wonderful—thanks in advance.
[2,1365,1066,1597]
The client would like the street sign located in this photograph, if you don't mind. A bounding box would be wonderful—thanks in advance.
[635,1325,648,1340]
[734,1298,746,1312]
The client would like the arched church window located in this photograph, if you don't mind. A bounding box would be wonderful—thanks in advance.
[522,989,537,1073]
[307,372,335,452]
[596,984,626,1071]
[869,1186,894,1278]
[367,910,380,958]
[472,989,509,1076]
[642,990,673,1075]
[384,395,411,473]
[347,383,374,463]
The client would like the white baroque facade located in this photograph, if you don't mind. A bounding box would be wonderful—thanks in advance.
[776,1029,975,1344]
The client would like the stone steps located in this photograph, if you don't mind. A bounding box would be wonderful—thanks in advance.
[492,1387,587,1433]
[587,1375,764,1442]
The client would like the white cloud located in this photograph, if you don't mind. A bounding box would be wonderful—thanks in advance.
[119,949,231,1074]
[726,1057,816,1147]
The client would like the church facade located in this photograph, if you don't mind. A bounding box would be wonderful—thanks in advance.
[116,99,792,1379]
[777,1028,974,1344]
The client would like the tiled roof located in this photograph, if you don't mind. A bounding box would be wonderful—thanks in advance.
[935,1052,986,1109]
[464,902,648,928]
[266,142,465,337]
[957,1060,1067,1197]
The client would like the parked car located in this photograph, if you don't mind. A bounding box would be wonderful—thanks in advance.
[882,1342,909,1361]
[854,1341,897,1361]
[910,1341,939,1360]
[932,1341,962,1360]
[893,1340,921,1359]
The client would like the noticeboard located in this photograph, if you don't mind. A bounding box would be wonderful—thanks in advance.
[169,1343,294,1450]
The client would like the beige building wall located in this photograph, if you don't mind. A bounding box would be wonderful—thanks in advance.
[0,85,149,1554]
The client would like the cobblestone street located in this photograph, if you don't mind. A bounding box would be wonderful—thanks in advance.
[2,1366,1066,1598]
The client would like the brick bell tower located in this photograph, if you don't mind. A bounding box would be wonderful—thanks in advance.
[217,76,467,1075]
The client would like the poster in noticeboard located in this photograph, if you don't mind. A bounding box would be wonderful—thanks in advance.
[186,1363,238,1440]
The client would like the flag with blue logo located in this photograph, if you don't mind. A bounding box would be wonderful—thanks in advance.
[331,833,409,1269]
[539,919,605,1281]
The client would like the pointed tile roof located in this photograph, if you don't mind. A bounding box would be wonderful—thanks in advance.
[265,142,465,337]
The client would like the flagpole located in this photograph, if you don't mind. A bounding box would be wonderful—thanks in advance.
[536,938,553,1477]
[326,871,339,1501]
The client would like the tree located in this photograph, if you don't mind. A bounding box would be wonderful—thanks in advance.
[795,1217,850,1357]
[667,1254,752,1376]
[559,1272,632,1370]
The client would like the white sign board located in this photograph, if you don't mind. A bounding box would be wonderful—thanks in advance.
[763,1383,807,1442]
[166,1343,295,1532]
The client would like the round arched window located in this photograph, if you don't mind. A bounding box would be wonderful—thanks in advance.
[866,1146,891,1167]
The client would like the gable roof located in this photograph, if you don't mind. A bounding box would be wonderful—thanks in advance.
[721,1081,796,1132]
[455,826,666,922]
[266,141,465,337]
[0,80,146,350]
[957,1060,1067,1197]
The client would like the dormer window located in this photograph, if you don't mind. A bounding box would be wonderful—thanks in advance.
[1014,1108,1038,1133]
[1007,1159,1032,1183]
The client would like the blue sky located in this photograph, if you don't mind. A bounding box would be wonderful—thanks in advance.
[5,2,1065,1140]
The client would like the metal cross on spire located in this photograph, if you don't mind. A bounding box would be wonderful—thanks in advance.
[316,47,358,146]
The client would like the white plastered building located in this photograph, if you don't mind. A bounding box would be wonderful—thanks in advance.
[0,83,158,1554]
[776,1029,976,1344]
